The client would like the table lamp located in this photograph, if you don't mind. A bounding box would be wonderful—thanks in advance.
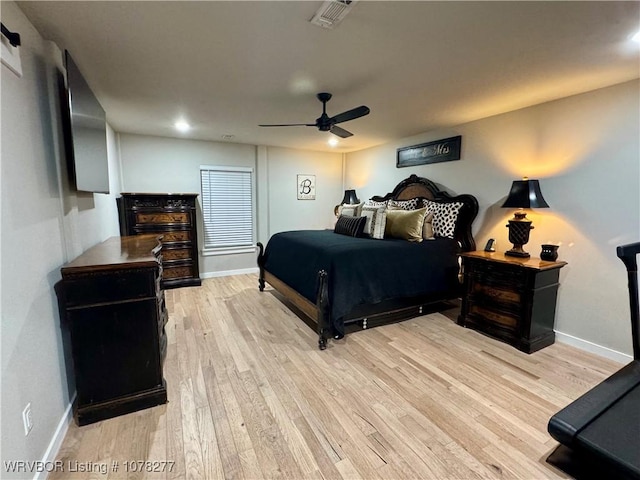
[334,189,360,216]
[501,178,549,257]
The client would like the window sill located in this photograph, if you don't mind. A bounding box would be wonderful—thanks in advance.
[202,246,257,257]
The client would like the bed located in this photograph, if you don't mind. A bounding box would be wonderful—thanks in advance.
[256,174,479,350]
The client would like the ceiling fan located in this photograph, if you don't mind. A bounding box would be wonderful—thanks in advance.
[259,92,370,138]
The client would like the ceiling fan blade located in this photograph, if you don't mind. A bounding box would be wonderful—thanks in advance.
[330,125,353,138]
[259,123,316,127]
[331,105,370,124]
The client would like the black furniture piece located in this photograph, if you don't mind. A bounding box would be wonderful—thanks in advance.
[547,242,640,480]
[117,193,201,289]
[56,235,168,425]
[458,251,567,353]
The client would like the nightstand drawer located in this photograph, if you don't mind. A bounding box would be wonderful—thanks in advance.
[468,262,526,289]
[465,311,518,344]
[468,304,519,331]
[470,282,522,305]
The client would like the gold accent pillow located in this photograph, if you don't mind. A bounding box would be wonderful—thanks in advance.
[385,207,428,242]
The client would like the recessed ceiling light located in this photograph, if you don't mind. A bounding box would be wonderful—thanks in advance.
[328,137,339,147]
[174,120,190,132]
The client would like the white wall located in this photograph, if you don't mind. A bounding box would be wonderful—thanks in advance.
[118,134,343,276]
[262,146,343,238]
[345,80,640,359]
[1,2,121,477]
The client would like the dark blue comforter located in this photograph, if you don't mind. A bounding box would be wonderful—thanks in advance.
[262,230,460,336]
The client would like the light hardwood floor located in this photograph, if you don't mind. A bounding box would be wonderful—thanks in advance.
[49,274,622,480]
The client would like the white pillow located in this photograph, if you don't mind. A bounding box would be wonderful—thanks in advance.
[338,202,363,217]
[360,205,387,239]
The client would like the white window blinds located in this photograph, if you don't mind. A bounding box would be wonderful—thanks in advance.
[200,166,254,249]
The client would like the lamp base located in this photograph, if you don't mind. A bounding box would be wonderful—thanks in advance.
[505,247,530,258]
[505,211,533,258]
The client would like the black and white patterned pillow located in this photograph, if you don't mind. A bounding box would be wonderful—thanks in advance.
[388,198,421,210]
[423,199,463,239]
[364,199,388,208]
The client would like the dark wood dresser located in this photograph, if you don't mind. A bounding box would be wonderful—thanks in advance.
[56,235,168,425]
[117,193,201,289]
[458,251,567,353]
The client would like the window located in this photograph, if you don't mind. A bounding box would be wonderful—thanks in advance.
[200,165,254,252]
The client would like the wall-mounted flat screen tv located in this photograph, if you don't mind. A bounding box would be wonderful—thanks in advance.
[62,50,109,194]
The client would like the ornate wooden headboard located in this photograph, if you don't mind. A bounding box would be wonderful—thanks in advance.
[371,174,479,251]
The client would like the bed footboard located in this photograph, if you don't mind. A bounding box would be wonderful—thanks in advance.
[257,242,266,291]
[257,242,330,350]
[316,270,329,350]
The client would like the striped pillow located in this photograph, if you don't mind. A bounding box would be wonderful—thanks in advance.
[334,215,366,237]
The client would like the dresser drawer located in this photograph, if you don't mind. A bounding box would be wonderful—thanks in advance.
[160,230,191,243]
[163,265,195,280]
[162,248,192,261]
[136,212,190,225]
[63,269,157,307]
[130,197,196,209]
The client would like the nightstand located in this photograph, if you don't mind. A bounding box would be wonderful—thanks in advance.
[457,251,567,353]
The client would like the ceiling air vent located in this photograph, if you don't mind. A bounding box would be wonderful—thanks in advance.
[309,0,357,29]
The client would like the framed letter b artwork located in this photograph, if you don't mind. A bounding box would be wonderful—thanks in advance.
[297,174,316,200]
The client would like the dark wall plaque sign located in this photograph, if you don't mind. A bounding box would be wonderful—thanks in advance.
[397,135,462,168]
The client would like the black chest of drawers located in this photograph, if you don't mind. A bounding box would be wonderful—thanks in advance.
[458,251,567,353]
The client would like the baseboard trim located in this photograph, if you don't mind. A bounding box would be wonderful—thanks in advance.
[555,331,632,364]
[200,267,259,279]
[33,394,75,480]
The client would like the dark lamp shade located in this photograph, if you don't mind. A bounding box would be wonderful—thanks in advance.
[341,189,360,205]
[501,179,549,209]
